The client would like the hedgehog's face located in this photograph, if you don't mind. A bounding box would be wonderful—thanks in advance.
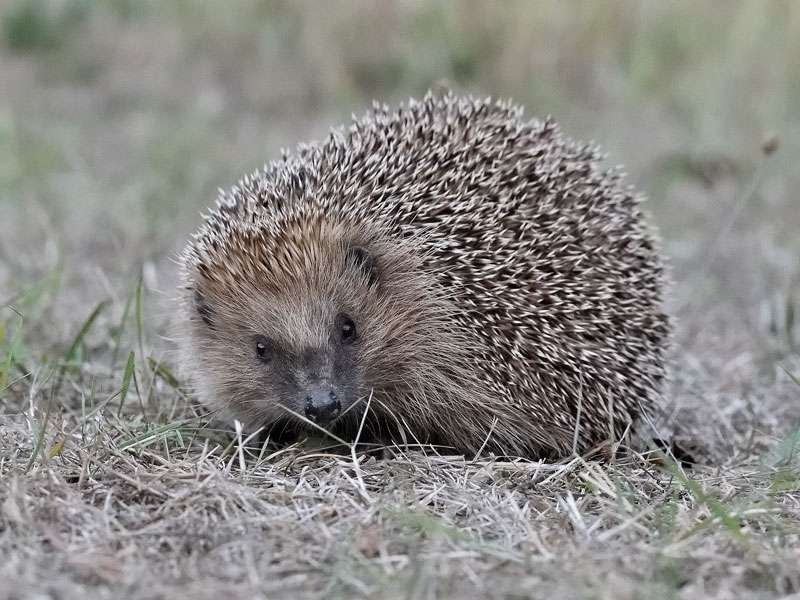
[184,239,380,434]
[241,310,363,428]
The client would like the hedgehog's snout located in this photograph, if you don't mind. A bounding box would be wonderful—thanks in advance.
[303,387,341,425]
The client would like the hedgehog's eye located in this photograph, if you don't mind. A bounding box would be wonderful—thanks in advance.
[338,314,357,344]
[254,335,272,362]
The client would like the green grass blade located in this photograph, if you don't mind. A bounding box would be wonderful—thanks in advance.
[135,276,145,362]
[64,300,109,364]
[0,312,24,391]
[117,351,136,418]
[662,454,748,544]
[118,421,193,451]
[134,276,152,397]
[111,287,135,367]
[781,365,800,387]
[147,357,182,390]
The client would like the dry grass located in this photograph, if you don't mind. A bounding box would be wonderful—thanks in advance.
[2,2,800,599]
[2,402,800,598]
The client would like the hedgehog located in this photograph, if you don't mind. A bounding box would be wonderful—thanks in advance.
[178,92,669,459]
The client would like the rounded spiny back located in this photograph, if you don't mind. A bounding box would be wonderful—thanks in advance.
[180,92,669,458]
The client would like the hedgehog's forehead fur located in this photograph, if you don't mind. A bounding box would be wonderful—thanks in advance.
[192,211,358,289]
[188,214,361,348]
[184,210,437,354]
[178,91,669,457]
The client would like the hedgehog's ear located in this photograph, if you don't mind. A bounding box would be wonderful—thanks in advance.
[192,287,215,328]
[346,245,378,286]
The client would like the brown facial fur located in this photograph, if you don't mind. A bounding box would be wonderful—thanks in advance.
[178,92,669,458]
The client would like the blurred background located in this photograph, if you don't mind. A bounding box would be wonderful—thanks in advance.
[1,1,798,438]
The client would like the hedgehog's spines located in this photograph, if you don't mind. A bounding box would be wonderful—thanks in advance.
[179,91,669,458]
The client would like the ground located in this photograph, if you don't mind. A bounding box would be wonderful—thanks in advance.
[1,3,799,599]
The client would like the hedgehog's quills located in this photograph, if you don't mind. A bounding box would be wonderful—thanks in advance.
[178,92,670,459]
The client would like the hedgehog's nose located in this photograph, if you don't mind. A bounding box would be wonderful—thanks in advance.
[304,389,341,425]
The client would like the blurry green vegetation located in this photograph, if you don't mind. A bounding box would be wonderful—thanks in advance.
[2,0,89,52]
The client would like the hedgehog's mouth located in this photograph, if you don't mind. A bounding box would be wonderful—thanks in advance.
[302,386,342,426]
[253,398,382,450]
[257,410,351,445]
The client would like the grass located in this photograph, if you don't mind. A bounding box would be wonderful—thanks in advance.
[1,1,800,599]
